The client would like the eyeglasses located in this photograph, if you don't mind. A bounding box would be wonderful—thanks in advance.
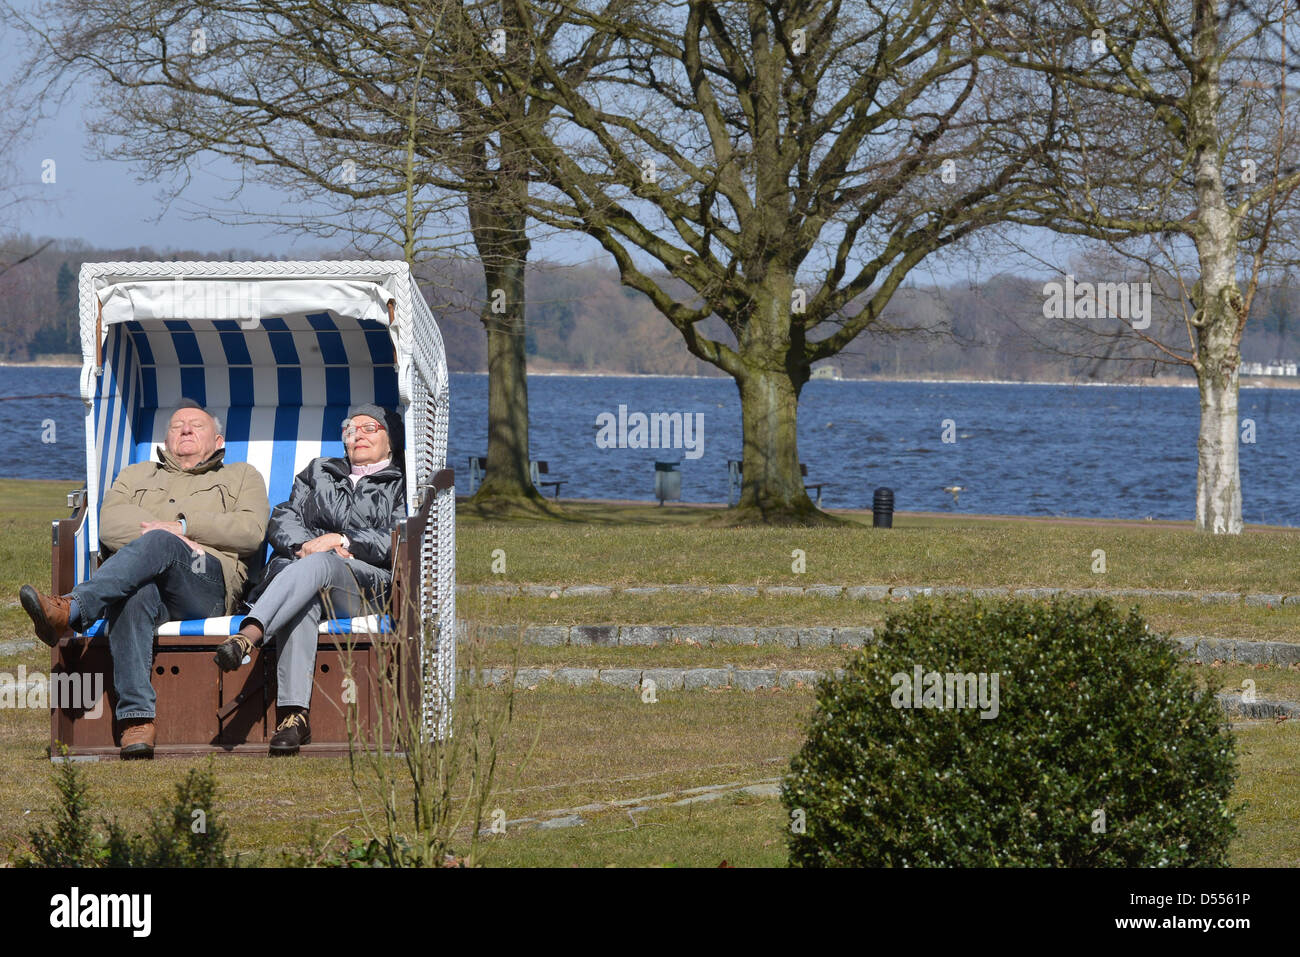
[344,423,385,435]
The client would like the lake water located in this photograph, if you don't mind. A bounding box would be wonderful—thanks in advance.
[6,366,1298,526]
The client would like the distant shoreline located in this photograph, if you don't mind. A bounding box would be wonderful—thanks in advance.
[0,356,80,368]
[453,369,1300,390]
[11,360,1299,390]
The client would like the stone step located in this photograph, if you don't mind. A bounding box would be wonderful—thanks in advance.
[457,621,869,648]
[458,582,1293,606]
[455,619,1300,665]
[461,665,1299,719]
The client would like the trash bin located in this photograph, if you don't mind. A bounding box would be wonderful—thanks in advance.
[655,461,682,505]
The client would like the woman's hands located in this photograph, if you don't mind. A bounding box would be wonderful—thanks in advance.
[296,532,352,559]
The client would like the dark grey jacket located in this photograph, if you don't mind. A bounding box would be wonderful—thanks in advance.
[247,456,406,603]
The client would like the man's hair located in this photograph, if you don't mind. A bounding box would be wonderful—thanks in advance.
[171,399,223,437]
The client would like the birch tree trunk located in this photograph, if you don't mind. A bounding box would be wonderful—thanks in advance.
[1193,199,1244,535]
[1190,8,1245,536]
[1195,357,1242,534]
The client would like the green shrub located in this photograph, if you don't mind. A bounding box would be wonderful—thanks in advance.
[783,598,1240,867]
[104,765,233,867]
[25,751,104,866]
[19,757,236,868]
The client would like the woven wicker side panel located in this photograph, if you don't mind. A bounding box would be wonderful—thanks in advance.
[407,274,452,740]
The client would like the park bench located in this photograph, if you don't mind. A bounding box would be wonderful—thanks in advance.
[467,455,486,494]
[727,460,830,507]
[530,460,567,498]
[47,260,456,759]
[470,457,566,498]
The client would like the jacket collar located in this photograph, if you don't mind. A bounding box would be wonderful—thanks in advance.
[157,446,227,474]
[322,456,403,481]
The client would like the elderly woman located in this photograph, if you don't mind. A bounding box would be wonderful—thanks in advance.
[214,403,406,755]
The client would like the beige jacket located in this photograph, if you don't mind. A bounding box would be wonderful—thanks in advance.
[98,447,270,612]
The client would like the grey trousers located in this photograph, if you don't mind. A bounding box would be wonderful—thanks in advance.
[244,551,383,709]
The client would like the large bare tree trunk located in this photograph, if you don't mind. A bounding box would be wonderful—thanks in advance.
[729,277,827,523]
[465,65,548,510]
[735,364,820,520]
[1191,237,1245,535]
[476,249,543,503]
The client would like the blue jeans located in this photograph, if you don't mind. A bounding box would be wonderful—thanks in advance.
[71,529,226,720]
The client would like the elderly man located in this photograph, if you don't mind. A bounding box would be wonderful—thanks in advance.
[19,399,269,759]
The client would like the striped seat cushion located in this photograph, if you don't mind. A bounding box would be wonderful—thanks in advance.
[81,615,393,638]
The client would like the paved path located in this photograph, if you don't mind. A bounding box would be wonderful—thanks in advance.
[482,777,785,835]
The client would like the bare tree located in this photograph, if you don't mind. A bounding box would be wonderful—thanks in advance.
[468,0,1054,522]
[965,0,1300,533]
[1,0,619,510]
[0,52,55,283]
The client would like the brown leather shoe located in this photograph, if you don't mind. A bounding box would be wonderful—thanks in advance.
[119,719,156,759]
[19,585,73,647]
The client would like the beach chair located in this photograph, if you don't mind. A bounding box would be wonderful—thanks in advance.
[47,260,455,759]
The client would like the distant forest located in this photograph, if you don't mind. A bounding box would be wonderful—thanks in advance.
[4,236,1298,383]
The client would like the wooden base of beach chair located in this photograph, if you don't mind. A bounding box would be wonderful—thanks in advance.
[49,633,413,759]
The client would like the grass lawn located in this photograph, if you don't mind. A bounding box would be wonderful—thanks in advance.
[1,479,1297,866]
[0,480,78,644]
[3,680,1290,868]
[458,500,1300,593]
[1223,722,1300,867]
[1,683,811,866]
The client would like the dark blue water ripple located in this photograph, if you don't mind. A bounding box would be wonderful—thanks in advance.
[449,373,1297,527]
[5,366,1297,527]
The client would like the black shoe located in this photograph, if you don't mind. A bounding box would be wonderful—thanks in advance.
[214,633,255,672]
[270,709,310,755]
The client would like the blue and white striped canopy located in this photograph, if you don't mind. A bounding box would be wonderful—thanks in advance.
[92,313,401,519]
[80,310,407,628]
